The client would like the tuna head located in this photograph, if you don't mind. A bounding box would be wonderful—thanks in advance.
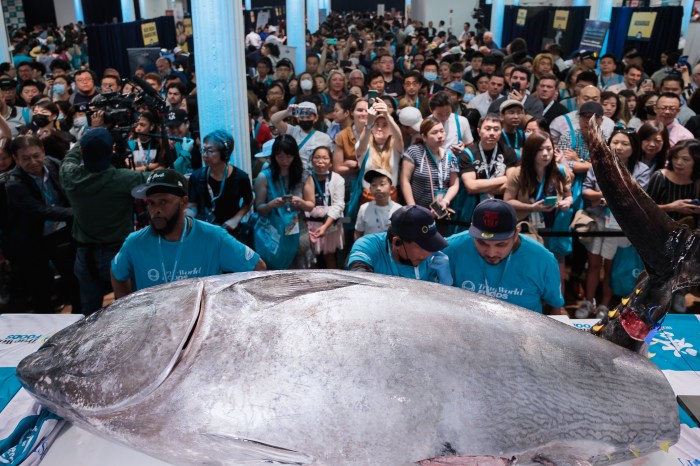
[587,119,700,351]
[16,280,203,422]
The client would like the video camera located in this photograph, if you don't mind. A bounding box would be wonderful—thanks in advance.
[86,91,136,129]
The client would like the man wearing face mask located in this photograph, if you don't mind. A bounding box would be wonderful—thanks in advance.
[422,59,443,98]
[69,104,89,141]
[348,205,453,285]
[270,101,332,170]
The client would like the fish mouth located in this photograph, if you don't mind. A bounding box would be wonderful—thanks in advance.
[17,280,205,415]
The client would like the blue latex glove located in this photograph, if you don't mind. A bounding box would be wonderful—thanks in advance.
[181,137,195,152]
[429,251,453,286]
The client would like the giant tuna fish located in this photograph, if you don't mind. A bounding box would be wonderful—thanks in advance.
[17,269,679,465]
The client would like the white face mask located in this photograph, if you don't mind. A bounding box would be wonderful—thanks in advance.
[300,79,313,91]
[74,116,88,128]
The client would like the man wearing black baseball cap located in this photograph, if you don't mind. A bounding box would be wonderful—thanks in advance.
[443,199,564,313]
[348,205,453,285]
[111,169,265,298]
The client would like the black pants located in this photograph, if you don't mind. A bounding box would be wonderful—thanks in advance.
[13,228,81,313]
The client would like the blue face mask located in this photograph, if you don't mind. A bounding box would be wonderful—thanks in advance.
[53,83,66,95]
[424,71,438,82]
[463,93,475,103]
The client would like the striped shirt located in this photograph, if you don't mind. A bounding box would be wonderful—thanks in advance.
[403,144,459,208]
[646,171,698,221]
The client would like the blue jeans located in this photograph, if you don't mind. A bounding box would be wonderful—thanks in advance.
[74,245,121,315]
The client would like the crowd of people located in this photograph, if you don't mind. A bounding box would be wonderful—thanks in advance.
[1,11,699,318]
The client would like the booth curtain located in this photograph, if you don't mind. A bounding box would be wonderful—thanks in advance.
[607,6,683,70]
[82,0,122,25]
[86,16,177,79]
[502,5,589,57]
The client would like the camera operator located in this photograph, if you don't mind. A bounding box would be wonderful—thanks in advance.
[60,128,149,314]
[165,109,200,174]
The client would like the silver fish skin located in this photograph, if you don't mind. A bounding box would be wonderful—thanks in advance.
[16,271,679,465]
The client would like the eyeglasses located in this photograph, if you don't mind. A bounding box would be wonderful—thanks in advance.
[656,106,678,112]
[201,147,219,157]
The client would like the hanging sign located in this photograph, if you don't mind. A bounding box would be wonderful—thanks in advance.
[627,12,657,41]
[553,10,569,30]
[516,9,527,27]
[141,22,159,46]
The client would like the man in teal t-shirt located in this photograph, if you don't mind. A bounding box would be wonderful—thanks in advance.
[443,199,564,313]
[347,205,453,285]
[111,170,266,297]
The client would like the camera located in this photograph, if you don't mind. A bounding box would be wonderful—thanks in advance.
[87,92,136,129]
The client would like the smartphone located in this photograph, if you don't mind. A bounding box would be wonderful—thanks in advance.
[690,199,700,206]
[430,200,448,219]
[282,194,293,203]
[326,38,337,45]
[368,89,379,106]
[543,196,558,207]
[340,60,351,68]
[511,82,521,92]
[678,55,689,67]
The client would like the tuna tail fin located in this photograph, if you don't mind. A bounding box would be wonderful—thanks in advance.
[586,117,676,279]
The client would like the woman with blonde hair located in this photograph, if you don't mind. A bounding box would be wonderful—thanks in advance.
[355,99,404,203]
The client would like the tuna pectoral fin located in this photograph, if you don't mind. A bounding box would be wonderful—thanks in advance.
[418,456,516,465]
[587,117,676,277]
[201,433,314,465]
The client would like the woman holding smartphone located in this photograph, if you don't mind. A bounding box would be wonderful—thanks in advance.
[504,131,573,286]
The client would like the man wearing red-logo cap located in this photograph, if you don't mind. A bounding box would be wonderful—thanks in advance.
[442,199,564,314]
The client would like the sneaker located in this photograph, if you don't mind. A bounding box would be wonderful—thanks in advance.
[575,299,594,319]
[595,304,609,320]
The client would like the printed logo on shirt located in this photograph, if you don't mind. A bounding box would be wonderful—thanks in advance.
[462,283,525,301]
[148,269,160,282]
[474,155,506,178]
[163,267,203,282]
[245,247,255,261]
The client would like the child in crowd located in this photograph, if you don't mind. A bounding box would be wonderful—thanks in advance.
[354,168,402,239]
[306,146,346,269]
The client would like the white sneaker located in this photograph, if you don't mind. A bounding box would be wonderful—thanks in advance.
[575,299,594,319]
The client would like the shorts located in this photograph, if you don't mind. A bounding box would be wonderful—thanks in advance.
[583,216,630,261]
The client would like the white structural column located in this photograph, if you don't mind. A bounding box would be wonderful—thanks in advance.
[307,0,319,34]
[596,0,613,55]
[287,0,306,74]
[74,0,84,22]
[489,0,504,50]
[0,4,9,63]
[54,0,78,26]
[683,0,695,37]
[121,0,136,22]
[192,0,252,175]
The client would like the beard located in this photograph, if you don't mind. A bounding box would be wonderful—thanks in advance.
[150,212,180,237]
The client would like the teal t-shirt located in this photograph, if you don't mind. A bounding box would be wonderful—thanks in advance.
[112,219,259,291]
[443,232,564,313]
[347,232,438,281]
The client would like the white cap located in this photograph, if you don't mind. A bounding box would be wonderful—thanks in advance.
[254,139,275,158]
[398,107,423,133]
[268,25,278,33]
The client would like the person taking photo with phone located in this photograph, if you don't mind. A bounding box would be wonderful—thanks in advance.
[270,101,332,171]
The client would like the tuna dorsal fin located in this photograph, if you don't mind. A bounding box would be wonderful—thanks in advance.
[233,271,380,305]
[587,118,676,278]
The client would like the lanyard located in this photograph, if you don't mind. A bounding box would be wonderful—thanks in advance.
[252,121,261,139]
[542,100,555,115]
[415,98,420,109]
[206,166,228,206]
[137,140,152,166]
[535,176,546,201]
[352,124,359,142]
[298,130,317,150]
[454,113,462,143]
[480,251,512,294]
[478,143,499,179]
[501,129,521,149]
[424,146,449,190]
[312,172,331,206]
[157,217,189,283]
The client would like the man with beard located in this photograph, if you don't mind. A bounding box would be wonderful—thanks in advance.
[110,169,265,297]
